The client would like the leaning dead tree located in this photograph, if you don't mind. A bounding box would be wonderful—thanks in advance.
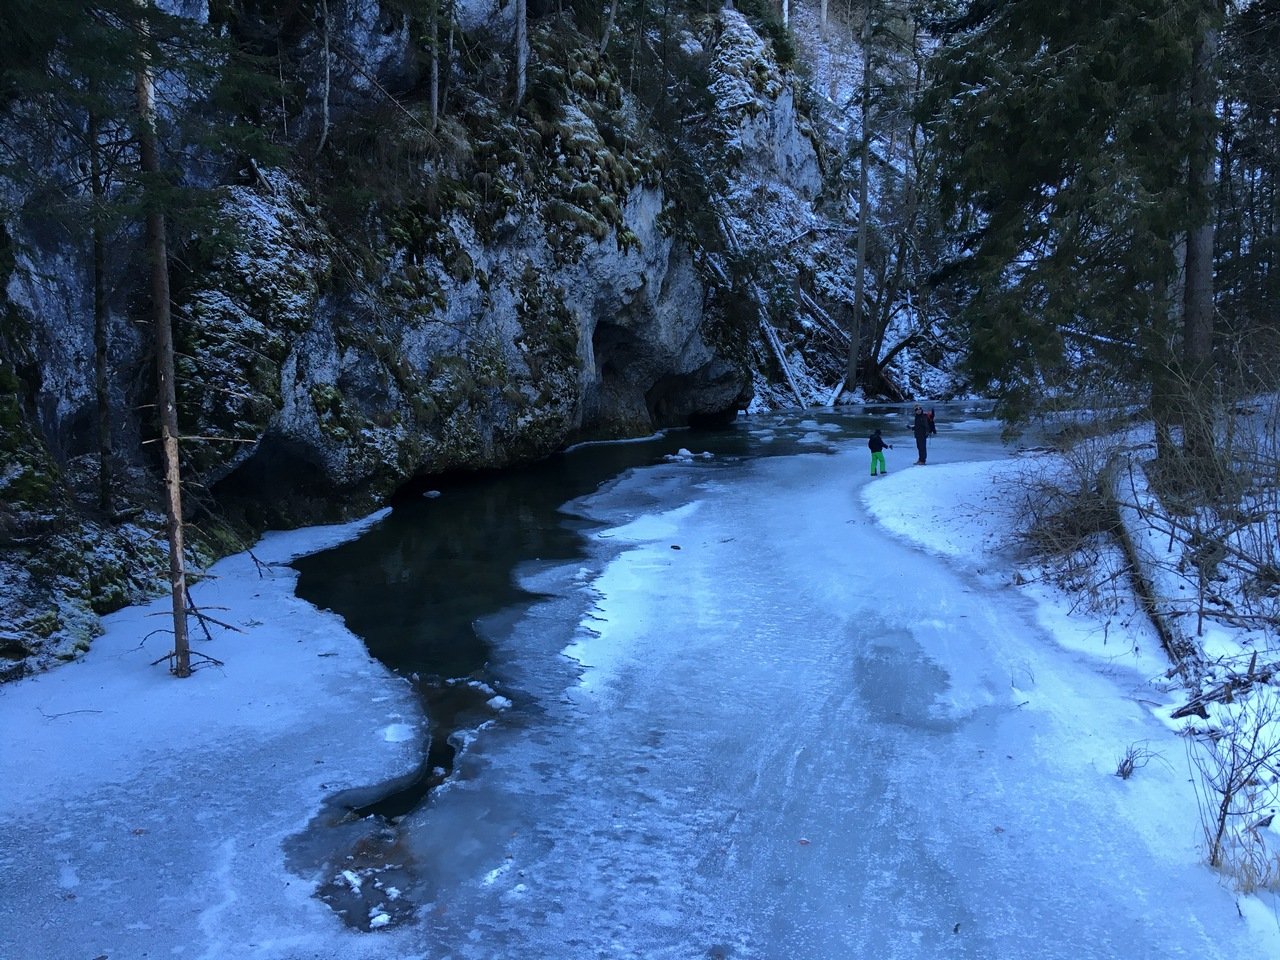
[713,214,807,408]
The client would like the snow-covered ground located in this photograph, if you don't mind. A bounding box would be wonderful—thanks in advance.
[2,411,1278,959]
[0,512,425,960]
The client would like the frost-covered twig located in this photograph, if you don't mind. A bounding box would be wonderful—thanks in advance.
[186,593,242,643]
[1171,652,1278,720]
[1186,690,1280,882]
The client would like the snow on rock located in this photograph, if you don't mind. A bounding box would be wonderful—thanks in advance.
[663,448,713,462]
[455,0,512,32]
[710,11,821,196]
[341,869,365,892]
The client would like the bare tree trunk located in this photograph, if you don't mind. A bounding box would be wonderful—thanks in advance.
[870,228,908,365]
[1144,79,1187,466]
[600,0,620,55]
[513,0,527,108]
[316,0,331,156]
[134,0,190,677]
[428,0,439,129]
[440,0,455,122]
[820,0,828,33]
[1152,235,1187,462]
[278,41,289,138]
[1182,8,1220,460]
[89,107,112,514]
[846,16,872,390]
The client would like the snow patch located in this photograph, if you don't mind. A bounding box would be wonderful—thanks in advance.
[381,723,417,743]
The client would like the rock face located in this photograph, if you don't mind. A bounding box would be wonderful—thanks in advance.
[172,164,750,511]
[711,12,822,199]
[0,2,850,676]
[184,170,751,525]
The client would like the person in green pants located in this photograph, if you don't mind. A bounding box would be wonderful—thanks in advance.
[868,428,892,476]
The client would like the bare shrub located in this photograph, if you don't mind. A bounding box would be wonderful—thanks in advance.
[1114,741,1163,780]
[1186,692,1280,888]
[1007,332,1279,648]
[1145,342,1280,649]
[1004,421,1133,617]
[1220,830,1280,894]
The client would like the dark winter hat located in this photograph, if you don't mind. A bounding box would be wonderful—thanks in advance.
[873,428,881,435]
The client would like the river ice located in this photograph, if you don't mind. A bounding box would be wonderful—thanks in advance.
[389,423,1279,959]
[2,411,1278,959]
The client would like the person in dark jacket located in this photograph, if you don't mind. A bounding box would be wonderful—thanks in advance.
[868,428,892,476]
[911,405,932,464]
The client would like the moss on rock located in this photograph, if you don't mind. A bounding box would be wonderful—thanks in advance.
[0,366,67,541]
[176,179,328,482]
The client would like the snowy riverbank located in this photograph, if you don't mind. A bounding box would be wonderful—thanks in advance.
[3,422,1278,958]
[865,449,1280,935]
[0,511,425,960]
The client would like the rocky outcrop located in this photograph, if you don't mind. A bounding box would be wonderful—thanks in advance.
[173,167,747,526]
[711,12,822,198]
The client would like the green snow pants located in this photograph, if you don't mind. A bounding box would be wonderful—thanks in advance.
[871,451,886,475]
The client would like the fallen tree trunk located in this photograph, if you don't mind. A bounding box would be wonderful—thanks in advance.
[797,289,850,345]
[1102,453,1205,683]
[756,302,808,409]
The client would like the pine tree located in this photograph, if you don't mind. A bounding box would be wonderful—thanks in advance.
[132,0,191,677]
[1,0,151,511]
[838,1,942,398]
[1216,0,1280,353]
[1180,2,1223,461]
[922,0,1215,429]
[847,10,873,389]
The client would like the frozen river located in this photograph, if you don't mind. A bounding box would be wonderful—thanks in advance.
[4,408,1276,960]
[297,410,1272,958]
